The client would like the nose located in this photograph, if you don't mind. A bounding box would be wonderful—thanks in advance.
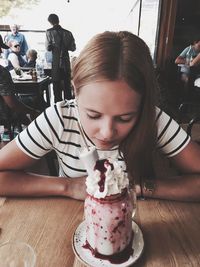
[99,119,116,140]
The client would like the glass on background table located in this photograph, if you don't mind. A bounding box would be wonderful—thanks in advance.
[0,241,36,267]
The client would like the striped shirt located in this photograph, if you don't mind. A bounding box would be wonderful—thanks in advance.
[16,100,190,178]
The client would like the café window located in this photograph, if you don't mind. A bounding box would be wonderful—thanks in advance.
[0,0,161,60]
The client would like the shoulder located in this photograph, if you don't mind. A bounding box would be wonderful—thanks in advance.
[46,27,53,32]
[62,28,71,33]
[15,99,79,159]
[179,46,190,56]
[4,34,12,41]
[45,99,78,124]
[155,107,179,132]
[17,32,25,38]
[62,28,73,36]
[8,52,17,60]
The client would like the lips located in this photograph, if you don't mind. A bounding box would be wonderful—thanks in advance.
[95,139,116,149]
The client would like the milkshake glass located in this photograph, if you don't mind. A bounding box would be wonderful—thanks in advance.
[84,188,133,256]
[83,158,135,259]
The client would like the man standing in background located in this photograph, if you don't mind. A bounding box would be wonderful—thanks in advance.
[45,13,76,102]
[4,24,28,59]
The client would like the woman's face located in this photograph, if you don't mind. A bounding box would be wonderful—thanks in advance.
[77,80,142,150]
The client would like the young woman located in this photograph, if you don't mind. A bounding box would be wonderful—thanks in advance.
[0,31,199,201]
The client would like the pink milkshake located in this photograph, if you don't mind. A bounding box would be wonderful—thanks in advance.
[83,159,134,263]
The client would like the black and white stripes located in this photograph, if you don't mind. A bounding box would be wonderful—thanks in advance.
[156,108,190,157]
[15,101,190,177]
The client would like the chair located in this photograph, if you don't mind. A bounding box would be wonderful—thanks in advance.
[186,116,200,142]
[0,118,22,142]
[0,120,13,141]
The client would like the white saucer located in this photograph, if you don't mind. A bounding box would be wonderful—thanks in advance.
[72,220,144,267]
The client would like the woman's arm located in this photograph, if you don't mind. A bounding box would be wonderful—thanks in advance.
[136,175,200,202]
[0,140,87,200]
[175,56,186,65]
[136,140,200,202]
[190,53,200,67]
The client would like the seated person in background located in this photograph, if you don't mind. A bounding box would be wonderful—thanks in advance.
[23,49,37,68]
[0,65,40,128]
[4,23,28,59]
[6,40,27,71]
[175,39,200,87]
[0,39,40,128]
[0,34,9,54]
[0,34,9,67]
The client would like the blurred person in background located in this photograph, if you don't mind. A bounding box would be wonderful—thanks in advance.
[0,39,40,135]
[175,39,200,89]
[6,40,27,71]
[4,24,28,59]
[24,49,38,68]
[45,13,76,102]
[0,34,9,67]
[0,34,9,54]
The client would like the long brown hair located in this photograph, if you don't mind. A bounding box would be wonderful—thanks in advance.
[72,31,158,183]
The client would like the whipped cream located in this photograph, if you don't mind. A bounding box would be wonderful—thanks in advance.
[79,146,99,174]
[85,158,129,198]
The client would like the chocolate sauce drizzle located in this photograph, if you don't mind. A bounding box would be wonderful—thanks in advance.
[83,232,134,264]
[94,159,114,192]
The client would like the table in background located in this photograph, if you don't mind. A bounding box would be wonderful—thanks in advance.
[0,195,199,267]
[13,76,51,108]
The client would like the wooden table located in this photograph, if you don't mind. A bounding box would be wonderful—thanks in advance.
[0,196,199,267]
[13,76,51,108]
[0,142,199,267]
[0,197,83,267]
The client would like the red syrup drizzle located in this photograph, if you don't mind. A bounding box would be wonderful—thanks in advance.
[94,159,114,192]
[83,231,134,264]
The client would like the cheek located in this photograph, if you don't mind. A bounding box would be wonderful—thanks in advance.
[80,116,98,136]
[117,120,137,138]
[118,125,132,138]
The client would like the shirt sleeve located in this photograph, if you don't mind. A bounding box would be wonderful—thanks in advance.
[156,107,190,157]
[15,103,66,159]
[179,46,189,58]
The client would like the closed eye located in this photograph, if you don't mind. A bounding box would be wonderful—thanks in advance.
[115,115,136,123]
[86,113,101,119]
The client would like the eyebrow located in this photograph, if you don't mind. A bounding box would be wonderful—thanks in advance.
[86,108,139,116]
